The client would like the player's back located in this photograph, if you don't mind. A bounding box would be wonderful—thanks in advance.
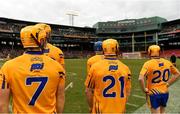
[87,54,104,73]
[44,43,64,65]
[143,58,175,94]
[89,58,130,113]
[1,51,65,113]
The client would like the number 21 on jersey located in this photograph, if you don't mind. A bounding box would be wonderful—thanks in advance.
[103,75,125,98]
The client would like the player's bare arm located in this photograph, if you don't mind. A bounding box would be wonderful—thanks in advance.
[139,75,148,94]
[0,70,10,113]
[0,72,10,113]
[85,87,94,112]
[56,77,65,113]
[0,89,10,113]
[167,71,180,87]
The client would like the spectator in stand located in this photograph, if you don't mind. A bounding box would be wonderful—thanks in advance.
[170,53,177,67]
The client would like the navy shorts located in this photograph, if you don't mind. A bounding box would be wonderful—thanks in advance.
[149,93,169,109]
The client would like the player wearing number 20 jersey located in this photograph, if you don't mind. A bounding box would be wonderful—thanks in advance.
[139,58,179,94]
[0,26,65,113]
[85,39,131,113]
[139,45,180,113]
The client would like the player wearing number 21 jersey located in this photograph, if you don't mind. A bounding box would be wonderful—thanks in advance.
[139,45,180,114]
[85,39,131,113]
[0,26,65,113]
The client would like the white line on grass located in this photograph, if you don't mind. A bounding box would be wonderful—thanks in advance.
[67,72,77,76]
[132,94,146,99]
[126,102,139,107]
[9,104,12,113]
[65,82,73,91]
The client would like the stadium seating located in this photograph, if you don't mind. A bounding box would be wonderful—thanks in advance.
[162,49,180,58]
[0,45,24,59]
[0,17,179,59]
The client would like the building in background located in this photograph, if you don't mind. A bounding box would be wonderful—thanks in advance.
[93,16,168,52]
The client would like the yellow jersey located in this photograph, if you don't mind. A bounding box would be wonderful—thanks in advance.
[139,58,179,94]
[85,58,131,113]
[44,43,65,66]
[0,51,65,113]
[87,54,104,73]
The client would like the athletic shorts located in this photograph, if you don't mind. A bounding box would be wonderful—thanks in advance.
[148,93,169,109]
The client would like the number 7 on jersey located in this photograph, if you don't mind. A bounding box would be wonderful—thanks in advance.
[26,77,48,106]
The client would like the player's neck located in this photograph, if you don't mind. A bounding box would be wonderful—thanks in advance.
[104,55,117,59]
[25,48,42,52]
[96,51,103,55]
[150,56,160,59]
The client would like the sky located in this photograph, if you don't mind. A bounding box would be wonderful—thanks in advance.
[0,0,179,27]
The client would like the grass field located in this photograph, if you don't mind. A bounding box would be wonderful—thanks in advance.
[0,58,180,113]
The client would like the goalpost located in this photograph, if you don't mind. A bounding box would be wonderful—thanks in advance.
[122,52,142,59]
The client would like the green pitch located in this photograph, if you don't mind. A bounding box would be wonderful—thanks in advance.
[0,59,180,113]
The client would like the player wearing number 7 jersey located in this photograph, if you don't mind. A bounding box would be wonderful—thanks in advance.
[0,26,65,113]
[85,39,131,113]
[139,45,180,114]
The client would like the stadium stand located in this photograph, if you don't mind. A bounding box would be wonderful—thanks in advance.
[0,16,179,59]
[0,17,97,59]
[93,16,168,52]
[160,19,180,33]
[0,44,23,59]
[162,49,180,58]
[158,19,180,57]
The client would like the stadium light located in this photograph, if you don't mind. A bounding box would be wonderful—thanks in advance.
[66,11,79,26]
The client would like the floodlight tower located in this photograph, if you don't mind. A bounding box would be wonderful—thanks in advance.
[66,11,78,26]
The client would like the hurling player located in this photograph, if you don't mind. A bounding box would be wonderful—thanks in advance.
[85,39,131,113]
[35,23,65,68]
[85,41,104,112]
[139,45,180,114]
[87,41,104,74]
[0,26,65,113]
